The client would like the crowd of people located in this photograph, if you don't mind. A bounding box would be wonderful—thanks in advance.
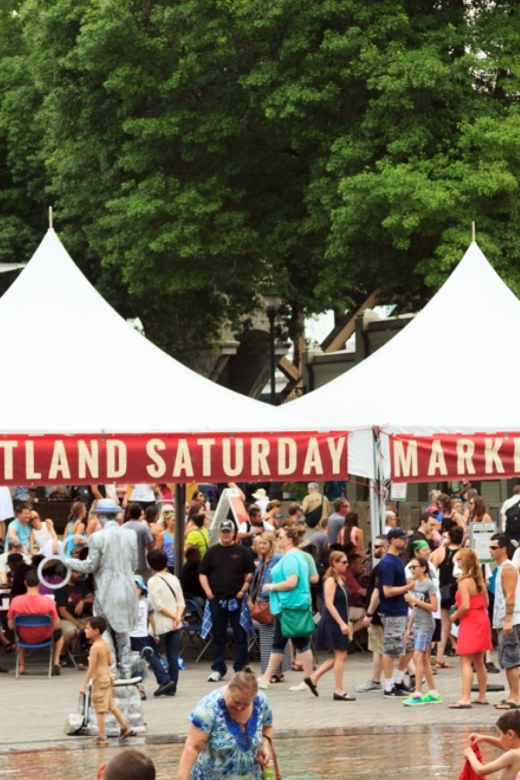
[3,479,520,776]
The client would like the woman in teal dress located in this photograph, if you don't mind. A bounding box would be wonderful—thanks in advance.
[177,668,273,780]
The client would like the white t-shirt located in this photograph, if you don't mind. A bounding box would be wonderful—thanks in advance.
[129,597,155,638]
[130,484,156,502]
[238,519,274,535]
[0,487,13,522]
[501,495,520,529]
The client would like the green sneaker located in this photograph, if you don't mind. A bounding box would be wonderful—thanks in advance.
[421,692,442,704]
[403,694,426,706]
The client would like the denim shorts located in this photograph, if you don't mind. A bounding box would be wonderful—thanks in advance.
[271,615,311,654]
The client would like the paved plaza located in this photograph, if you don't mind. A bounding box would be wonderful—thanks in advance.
[0,647,504,751]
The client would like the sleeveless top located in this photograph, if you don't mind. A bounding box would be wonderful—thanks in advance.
[493,560,520,628]
[438,546,458,588]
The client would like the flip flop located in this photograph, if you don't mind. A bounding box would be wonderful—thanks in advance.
[449,703,472,709]
[494,700,520,710]
[303,677,319,697]
[471,700,489,706]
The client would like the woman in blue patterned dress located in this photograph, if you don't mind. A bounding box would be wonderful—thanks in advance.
[176,668,273,780]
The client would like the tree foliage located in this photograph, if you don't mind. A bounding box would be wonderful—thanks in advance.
[2,0,520,352]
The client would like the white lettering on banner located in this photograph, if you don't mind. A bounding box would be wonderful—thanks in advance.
[49,441,71,479]
[278,438,297,475]
[173,439,194,477]
[514,439,520,473]
[456,439,476,474]
[197,439,215,477]
[393,440,418,478]
[303,438,324,475]
[251,438,270,476]
[222,439,243,477]
[485,438,504,474]
[0,442,16,480]
[106,440,127,478]
[327,436,346,474]
[77,440,99,479]
[427,439,448,476]
[25,441,41,480]
[146,439,166,478]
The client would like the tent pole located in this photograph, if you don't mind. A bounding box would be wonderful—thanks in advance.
[174,483,186,575]
[369,478,379,562]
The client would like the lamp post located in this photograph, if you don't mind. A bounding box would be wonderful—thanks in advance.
[264,294,280,405]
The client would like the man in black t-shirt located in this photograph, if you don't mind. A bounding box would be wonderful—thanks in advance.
[198,519,255,682]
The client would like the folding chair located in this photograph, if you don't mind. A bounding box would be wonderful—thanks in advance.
[179,597,213,663]
[14,614,54,679]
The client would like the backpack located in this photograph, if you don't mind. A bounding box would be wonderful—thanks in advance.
[505,500,520,539]
[305,500,323,529]
[240,521,254,548]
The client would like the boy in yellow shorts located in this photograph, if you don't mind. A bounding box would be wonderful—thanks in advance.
[79,616,134,746]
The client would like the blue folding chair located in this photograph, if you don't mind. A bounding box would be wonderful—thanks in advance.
[13,614,54,679]
[179,597,213,663]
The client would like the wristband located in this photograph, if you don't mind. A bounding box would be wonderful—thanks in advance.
[154,633,159,637]
[366,612,373,618]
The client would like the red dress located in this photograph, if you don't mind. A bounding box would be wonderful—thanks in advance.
[456,591,492,655]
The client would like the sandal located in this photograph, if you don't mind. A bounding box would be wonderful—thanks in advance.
[291,663,303,672]
[90,737,109,746]
[138,686,147,700]
[4,643,15,654]
[270,674,285,684]
[119,726,135,742]
[435,661,455,669]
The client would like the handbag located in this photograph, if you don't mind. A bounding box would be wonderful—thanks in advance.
[250,561,275,625]
[280,606,315,638]
[250,598,274,625]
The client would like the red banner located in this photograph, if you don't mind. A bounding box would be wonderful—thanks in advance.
[390,433,520,483]
[0,432,348,485]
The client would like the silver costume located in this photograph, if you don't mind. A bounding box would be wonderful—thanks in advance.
[64,507,138,678]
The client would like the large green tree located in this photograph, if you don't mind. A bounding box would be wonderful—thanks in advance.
[2,0,520,351]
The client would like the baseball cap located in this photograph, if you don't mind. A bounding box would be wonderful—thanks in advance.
[134,574,148,595]
[219,519,235,532]
[387,527,409,541]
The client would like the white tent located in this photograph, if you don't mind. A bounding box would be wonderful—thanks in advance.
[0,229,311,435]
[287,242,520,477]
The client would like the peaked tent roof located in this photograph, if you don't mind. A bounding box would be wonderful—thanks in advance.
[0,230,309,434]
[288,242,520,436]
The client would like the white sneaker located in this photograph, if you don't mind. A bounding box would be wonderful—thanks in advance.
[257,678,270,690]
[207,671,223,682]
[289,681,307,691]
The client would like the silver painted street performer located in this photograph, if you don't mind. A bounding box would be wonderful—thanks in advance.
[63,498,138,678]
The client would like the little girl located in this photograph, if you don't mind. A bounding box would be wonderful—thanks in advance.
[403,556,441,706]
[129,576,175,698]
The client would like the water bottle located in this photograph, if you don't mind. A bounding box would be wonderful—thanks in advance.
[178,656,186,670]
[261,769,275,779]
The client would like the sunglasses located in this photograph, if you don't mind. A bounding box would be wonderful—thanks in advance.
[489,545,500,550]
[409,564,421,569]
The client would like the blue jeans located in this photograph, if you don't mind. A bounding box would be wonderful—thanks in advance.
[209,598,249,676]
[130,635,169,686]
[159,629,180,692]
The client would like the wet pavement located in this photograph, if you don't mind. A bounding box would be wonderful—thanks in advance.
[0,728,486,779]
[0,647,505,778]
